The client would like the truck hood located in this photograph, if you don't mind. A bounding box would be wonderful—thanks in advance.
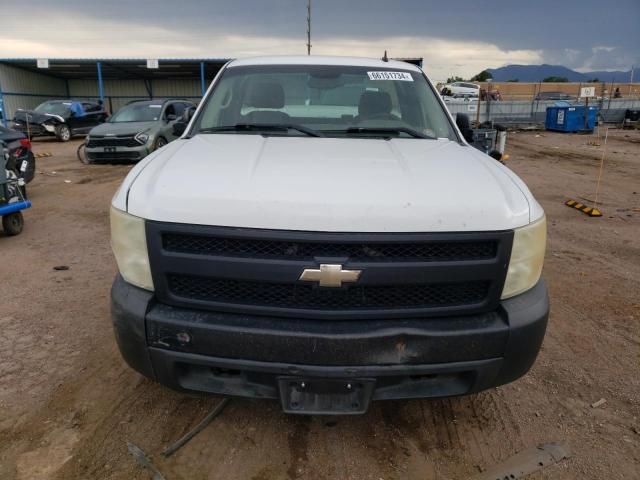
[124,134,533,232]
[90,121,156,137]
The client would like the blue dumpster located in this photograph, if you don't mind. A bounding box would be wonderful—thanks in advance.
[545,105,597,132]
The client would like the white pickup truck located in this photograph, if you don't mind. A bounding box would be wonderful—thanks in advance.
[110,56,548,415]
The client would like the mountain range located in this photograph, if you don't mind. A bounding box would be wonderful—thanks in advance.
[485,64,633,83]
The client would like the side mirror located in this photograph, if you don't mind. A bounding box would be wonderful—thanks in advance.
[172,122,187,136]
[166,113,177,122]
[456,113,474,143]
[172,106,196,136]
[184,106,196,122]
[488,150,503,162]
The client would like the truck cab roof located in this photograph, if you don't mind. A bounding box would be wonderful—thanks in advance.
[227,55,423,71]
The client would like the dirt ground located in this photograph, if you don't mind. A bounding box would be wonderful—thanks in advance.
[0,129,638,480]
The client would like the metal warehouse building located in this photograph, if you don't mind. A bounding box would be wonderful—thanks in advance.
[0,58,231,126]
[0,57,424,127]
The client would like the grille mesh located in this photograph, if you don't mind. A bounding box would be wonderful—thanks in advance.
[162,234,497,262]
[86,151,141,161]
[167,274,490,310]
[87,136,139,148]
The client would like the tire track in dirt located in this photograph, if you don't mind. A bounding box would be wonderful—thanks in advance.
[285,416,310,479]
[371,393,526,479]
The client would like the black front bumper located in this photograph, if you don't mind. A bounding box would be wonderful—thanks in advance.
[111,275,549,412]
[86,150,144,163]
[12,123,49,137]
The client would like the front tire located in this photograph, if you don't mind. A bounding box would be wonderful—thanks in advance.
[77,142,89,164]
[153,136,167,151]
[55,124,71,142]
[2,212,24,236]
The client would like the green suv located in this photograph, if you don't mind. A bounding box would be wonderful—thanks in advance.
[85,99,195,163]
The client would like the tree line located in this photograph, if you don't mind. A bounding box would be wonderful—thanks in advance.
[446,71,601,84]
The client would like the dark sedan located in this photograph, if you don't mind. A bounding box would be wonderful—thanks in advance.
[12,99,108,142]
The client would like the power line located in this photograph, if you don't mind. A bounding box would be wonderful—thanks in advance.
[306,0,311,55]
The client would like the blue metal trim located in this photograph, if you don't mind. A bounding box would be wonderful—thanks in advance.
[0,76,6,127]
[0,200,31,215]
[200,62,206,96]
[96,62,104,103]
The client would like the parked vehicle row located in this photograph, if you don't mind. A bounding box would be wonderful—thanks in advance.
[440,85,583,103]
[8,98,195,164]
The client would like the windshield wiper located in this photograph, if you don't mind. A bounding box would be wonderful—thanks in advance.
[344,127,434,139]
[199,123,324,137]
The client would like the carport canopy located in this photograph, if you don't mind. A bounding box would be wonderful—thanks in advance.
[1,58,230,95]
[0,58,232,126]
[2,58,228,81]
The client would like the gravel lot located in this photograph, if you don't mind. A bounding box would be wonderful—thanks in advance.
[1,129,638,479]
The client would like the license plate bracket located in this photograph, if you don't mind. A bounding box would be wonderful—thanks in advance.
[278,377,375,415]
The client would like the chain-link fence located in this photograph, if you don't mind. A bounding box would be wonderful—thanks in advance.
[445,97,640,126]
[442,82,640,126]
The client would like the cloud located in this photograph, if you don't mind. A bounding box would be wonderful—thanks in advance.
[0,13,542,81]
[311,37,542,80]
[0,0,636,78]
[578,47,637,72]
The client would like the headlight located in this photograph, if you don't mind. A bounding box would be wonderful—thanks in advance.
[135,132,150,145]
[501,215,546,299]
[110,206,154,291]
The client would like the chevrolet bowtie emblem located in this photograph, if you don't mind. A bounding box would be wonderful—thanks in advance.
[299,264,362,288]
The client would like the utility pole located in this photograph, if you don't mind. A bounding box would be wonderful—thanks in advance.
[630,66,634,97]
[306,0,312,55]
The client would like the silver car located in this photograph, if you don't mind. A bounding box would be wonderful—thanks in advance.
[85,99,195,163]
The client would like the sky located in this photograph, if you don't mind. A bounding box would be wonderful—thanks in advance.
[0,0,638,80]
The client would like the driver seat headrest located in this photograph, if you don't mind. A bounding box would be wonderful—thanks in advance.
[358,91,392,117]
[248,82,285,109]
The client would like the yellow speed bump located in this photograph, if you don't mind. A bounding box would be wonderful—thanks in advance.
[34,152,52,158]
[565,199,602,217]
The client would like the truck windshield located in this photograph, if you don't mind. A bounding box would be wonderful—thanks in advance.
[193,65,456,140]
[110,104,162,123]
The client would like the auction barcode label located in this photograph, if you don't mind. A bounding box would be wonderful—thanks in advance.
[367,71,413,81]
